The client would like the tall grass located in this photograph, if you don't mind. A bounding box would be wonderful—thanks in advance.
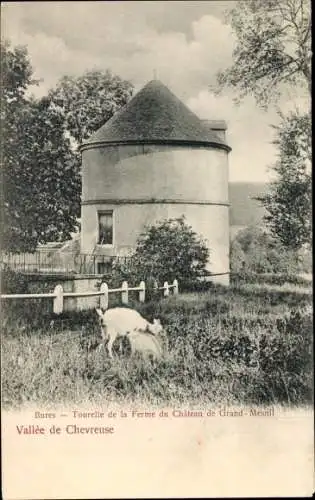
[1,283,313,409]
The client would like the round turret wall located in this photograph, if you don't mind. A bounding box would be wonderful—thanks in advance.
[81,143,230,284]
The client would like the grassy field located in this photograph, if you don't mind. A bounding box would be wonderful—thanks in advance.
[1,281,313,409]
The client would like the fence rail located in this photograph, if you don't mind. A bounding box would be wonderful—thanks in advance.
[0,279,179,314]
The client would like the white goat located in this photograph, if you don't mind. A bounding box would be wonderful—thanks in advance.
[95,307,164,359]
[127,329,163,360]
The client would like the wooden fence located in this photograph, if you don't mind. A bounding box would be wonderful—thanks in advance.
[0,279,179,314]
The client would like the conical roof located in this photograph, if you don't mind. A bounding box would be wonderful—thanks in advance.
[82,80,230,151]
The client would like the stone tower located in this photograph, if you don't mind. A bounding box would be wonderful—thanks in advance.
[81,80,231,284]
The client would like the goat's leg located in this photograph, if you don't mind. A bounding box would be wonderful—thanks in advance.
[97,325,108,352]
[118,337,124,356]
[107,334,116,359]
[97,337,108,354]
[97,342,104,353]
[128,334,136,357]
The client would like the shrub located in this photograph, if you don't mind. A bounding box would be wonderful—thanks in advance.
[0,267,29,293]
[230,225,304,275]
[100,216,210,291]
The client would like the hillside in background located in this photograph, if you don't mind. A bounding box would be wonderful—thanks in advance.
[229,182,269,237]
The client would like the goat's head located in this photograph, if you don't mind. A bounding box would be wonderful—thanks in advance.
[148,318,164,336]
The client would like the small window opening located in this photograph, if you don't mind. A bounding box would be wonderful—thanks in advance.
[98,211,113,245]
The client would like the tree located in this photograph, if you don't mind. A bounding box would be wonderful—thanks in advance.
[48,70,134,145]
[109,216,210,287]
[215,0,311,107]
[230,238,246,273]
[258,110,311,249]
[1,39,36,103]
[1,41,81,252]
[214,0,311,251]
[1,41,134,253]
[231,225,303,274]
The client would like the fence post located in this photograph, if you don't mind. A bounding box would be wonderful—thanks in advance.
[53,284,63,314]
[100,282,109,311]
[173,278,179,295]
[163,281,169,297]
[153,280,159,294]
[121,281,129,304]
[139,281,145,303]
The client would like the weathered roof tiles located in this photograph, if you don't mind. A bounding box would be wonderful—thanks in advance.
[82,79,230,151]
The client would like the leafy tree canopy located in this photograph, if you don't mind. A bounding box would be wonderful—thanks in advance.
[1,40,80,252]
[258,110,311,250]
[1,39,36,103]
[214,1,311,252]
[215,0,311,108]
[1,41,134,253]
[48,70,134,145]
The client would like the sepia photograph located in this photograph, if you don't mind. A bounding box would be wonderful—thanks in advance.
[1,1,313,498]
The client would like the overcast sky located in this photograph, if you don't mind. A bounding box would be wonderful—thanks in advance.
[2,1,308,182]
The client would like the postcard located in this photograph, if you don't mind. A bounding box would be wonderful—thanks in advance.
[1,1,313,498]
